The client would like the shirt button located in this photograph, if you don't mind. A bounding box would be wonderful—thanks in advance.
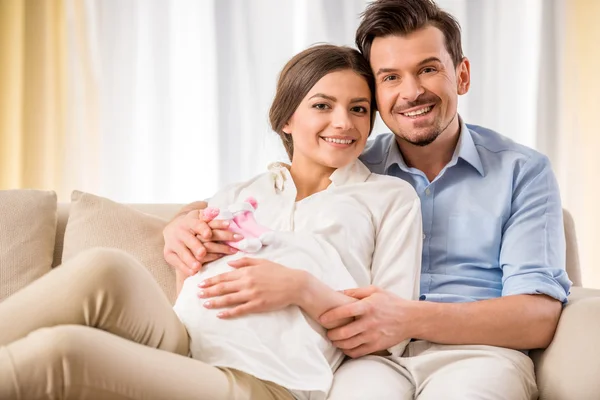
[422,234,426,240]
[425,188,431,196]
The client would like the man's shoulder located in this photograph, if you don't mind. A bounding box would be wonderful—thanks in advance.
[359,133,396,172]
[467,123,548,165]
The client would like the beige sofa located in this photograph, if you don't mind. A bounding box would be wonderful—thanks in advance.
[1,190,600,399]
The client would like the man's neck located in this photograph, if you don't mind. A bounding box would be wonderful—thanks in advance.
[397,116,461,182]
[289,158,335,202]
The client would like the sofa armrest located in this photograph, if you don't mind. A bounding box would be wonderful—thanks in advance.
[531,287,600,399]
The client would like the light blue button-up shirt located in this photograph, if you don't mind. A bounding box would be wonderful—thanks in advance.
[360,121,571,303]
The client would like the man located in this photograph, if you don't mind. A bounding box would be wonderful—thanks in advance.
[163,0,570,398]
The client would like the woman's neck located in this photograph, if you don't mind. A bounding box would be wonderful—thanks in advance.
[289,158,336,202]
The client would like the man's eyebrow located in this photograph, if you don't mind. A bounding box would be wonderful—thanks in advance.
[376,57,444,76]
[418,57,443,66]
[376,68,397,77]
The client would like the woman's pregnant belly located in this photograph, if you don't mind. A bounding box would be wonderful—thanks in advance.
[172,255,339,394]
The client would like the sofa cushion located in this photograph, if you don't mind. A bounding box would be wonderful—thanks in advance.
[0,190,57,301]
[61,191,176,303]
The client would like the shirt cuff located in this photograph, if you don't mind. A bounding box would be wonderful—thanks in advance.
[502,271,571,304]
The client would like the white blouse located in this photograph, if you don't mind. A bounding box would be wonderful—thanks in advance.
[173,159,422,400]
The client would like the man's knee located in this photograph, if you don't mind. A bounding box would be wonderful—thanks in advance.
[328,356,413,400]
[417,346,537,400]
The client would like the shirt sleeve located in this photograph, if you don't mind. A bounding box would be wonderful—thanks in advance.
[369,185,423,357]
[500,155,571,303]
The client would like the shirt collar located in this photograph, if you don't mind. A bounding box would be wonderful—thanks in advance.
[267,159,371,193]
[384,118,484,177]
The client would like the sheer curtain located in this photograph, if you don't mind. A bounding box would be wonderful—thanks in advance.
[62,1,598,286]
[64,0,369,203]
[65,0,558,202]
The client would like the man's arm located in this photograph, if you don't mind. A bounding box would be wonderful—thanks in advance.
[410,294,562,349]
[323,156,570,357]
[163,201,241,282]
[171,201,208,222]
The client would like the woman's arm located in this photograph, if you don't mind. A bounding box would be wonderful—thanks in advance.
[294,270,358,329]
[197,257,358,329]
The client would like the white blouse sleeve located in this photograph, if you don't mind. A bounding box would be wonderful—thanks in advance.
[369,181,423,356]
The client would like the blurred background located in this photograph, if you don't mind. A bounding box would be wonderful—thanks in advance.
[0,0,598,288]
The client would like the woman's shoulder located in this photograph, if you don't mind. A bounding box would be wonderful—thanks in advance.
[364,172,418,197]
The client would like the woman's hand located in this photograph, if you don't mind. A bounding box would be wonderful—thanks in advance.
[197,257,306,318]
[163,205,242,277]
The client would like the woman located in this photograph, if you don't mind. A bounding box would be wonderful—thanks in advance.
[0,45,422,400]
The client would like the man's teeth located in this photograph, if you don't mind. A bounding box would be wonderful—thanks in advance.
[402,106,432,117]
[323,138,353,144]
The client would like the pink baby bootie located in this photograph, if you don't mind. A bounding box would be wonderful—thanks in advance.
[204,197,271,253]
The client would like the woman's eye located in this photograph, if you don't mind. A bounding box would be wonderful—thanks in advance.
[351,106,368,113]
[313,103,330,110]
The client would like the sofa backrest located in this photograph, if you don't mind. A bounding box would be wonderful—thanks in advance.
[53,205,583,287]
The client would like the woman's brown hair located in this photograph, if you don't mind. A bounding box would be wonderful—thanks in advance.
[269,44,376,160]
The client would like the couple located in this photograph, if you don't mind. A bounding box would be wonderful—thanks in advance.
[0,0,570,399]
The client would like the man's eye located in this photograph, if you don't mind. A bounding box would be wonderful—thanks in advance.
[383,75,398,82]
[421,67,437,74]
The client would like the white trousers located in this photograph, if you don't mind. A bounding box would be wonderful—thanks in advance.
[328,340,537,400]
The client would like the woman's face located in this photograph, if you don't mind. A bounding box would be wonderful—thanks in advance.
[284,69,372,171]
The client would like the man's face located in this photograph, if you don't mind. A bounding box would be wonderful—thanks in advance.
[370,26,470,147]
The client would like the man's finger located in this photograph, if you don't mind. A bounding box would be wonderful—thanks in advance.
[164,252,194,276]
[227,257,263,268]
[331,331,369,351]
[198,270,241,288]
[188,218,212,239]
[327,318,369,342]
[172,241,201,272]
[181,231,206,260]
[343,342,377,359]
[320,301,367,324]
[342,286,379,299]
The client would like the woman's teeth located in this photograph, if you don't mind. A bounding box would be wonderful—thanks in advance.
[323,138,353,144]
[402,106,432,117]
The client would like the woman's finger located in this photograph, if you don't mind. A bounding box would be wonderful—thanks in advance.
[203,291,250,310]
[198,270,241,288]
[199,253,224,264]
[198,280,242,299]
[217,301,262,319]
[203,241,237,256]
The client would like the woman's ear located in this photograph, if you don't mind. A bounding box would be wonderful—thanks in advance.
[282,122,291,135]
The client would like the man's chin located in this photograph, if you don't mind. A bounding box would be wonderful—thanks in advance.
[399,131,441,147]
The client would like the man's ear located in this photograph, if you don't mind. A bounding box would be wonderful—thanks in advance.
[457,57,471,95]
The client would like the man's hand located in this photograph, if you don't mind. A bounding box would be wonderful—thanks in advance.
[163,206,242,277]
[197,257,304,318]
[319,286,416,358]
